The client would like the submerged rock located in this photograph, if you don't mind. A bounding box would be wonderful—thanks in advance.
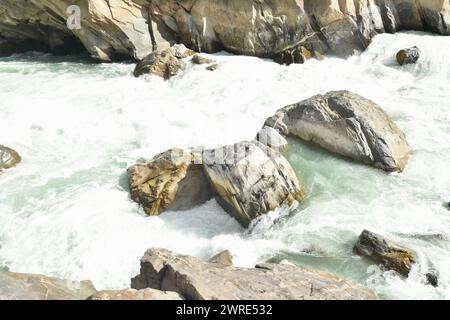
[425,272,439,287]
[131,248,376,300]
[192,54,213,65]
[0,272,96,300]
[396,46,420,65]
[203,141,304,227]
[209,250,233,267]
[0,145,21,170]
[127,149,213,215]
[265,91,410,172]
[87,288,183,300]
[206,63,219,71]
[354,230,417,277]
[133,48,185,79]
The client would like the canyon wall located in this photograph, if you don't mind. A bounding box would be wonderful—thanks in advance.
[1,0,449,61]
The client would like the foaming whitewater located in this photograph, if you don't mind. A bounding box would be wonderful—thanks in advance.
[1,32,449,299]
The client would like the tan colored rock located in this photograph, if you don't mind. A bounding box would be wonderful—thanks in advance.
[265,91,410,172]
[0,145,21,170]
[206,63,219,71]
[87,288,183,300]
[354,230,417,277]
[131,248,377,300]
[203,141,304,227]
[127,148,213,215]
[1,1,449,62]
[208,250,233,267]
[0,272,96,300]
[133,48,186,79]
[255,126,288,153]
[192,54,213,65]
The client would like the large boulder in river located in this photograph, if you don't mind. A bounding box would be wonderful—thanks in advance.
[0,272,96,300]
[396,46,420,65]
[128,148,213,215]
[203,141,304,227]
[354,230,417,277]
[264,91,410,172]
[131,248,376,300]
[133,48,185,79]
[0,145,21,170]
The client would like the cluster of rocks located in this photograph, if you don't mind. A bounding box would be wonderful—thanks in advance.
[133,43,219,79]
[128,90,410,228]
[0,248,376,300]
[1,1,449,62]
[0,145,21,171]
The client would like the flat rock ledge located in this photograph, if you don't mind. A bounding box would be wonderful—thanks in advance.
[0,272,96,300]
[88,288,183,300]
[264,91,410,172]
[131,248,376,300]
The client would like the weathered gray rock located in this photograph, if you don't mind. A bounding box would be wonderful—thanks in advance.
[203,141,304,227]
[396,46,420,65]
[208,250,233,267]
[87,288,183,300]
[0,145,22,170]
[131,248,376,300]
[0,272,96,300]
[1,1,449,62]
[354,230,417,277]
[169,43,196,59]
[192,54,213,65]
[133,48,185,79]
[265,91,410,172]
[128,148,213,215]
[206,63,219,71]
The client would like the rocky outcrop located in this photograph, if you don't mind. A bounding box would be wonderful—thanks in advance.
[264,91,410,172]
[131,248,376,300]
[133,47,185,78]
[192,54,212,65]
[255,126,289,153]
[0,272,96,300]
[128,148,213,215]
[87,288,183,300]
[1,1,449,62]
[396,46,420,65]
[203,141,303,227]
[208,250,234,267]
[0,145,21,170]
[354,230,417,277]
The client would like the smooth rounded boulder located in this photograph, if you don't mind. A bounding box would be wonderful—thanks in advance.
[264,91,410,172]
[0,145,22,170]
[396,46,420,65]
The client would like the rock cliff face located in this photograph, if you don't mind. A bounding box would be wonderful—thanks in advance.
[1,0,449,61]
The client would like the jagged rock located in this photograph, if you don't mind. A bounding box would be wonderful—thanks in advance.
[192,54,213,65]
[131,248,376,300]
[203,141,304,227]
[354,230,417,277]
[169,44,196,59]
[127,148,213,215]
[425,272,439,287]
[0,145,22,170]
[255,126,288,153]
[87,288,183,300]
[208,250,233,267]
[264,91,410,172]
[206,63,219,71]
[0,272,96,300]
[396,46,420,65]
[275,46,313,65]
[133,48,185,79]
[2,1,449,62]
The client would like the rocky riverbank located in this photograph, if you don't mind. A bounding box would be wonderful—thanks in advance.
[1,1,449,61]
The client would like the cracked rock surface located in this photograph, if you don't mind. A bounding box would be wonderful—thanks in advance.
[131,248,377,300]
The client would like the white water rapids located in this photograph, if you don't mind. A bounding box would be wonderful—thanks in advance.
[0,32,449,299]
